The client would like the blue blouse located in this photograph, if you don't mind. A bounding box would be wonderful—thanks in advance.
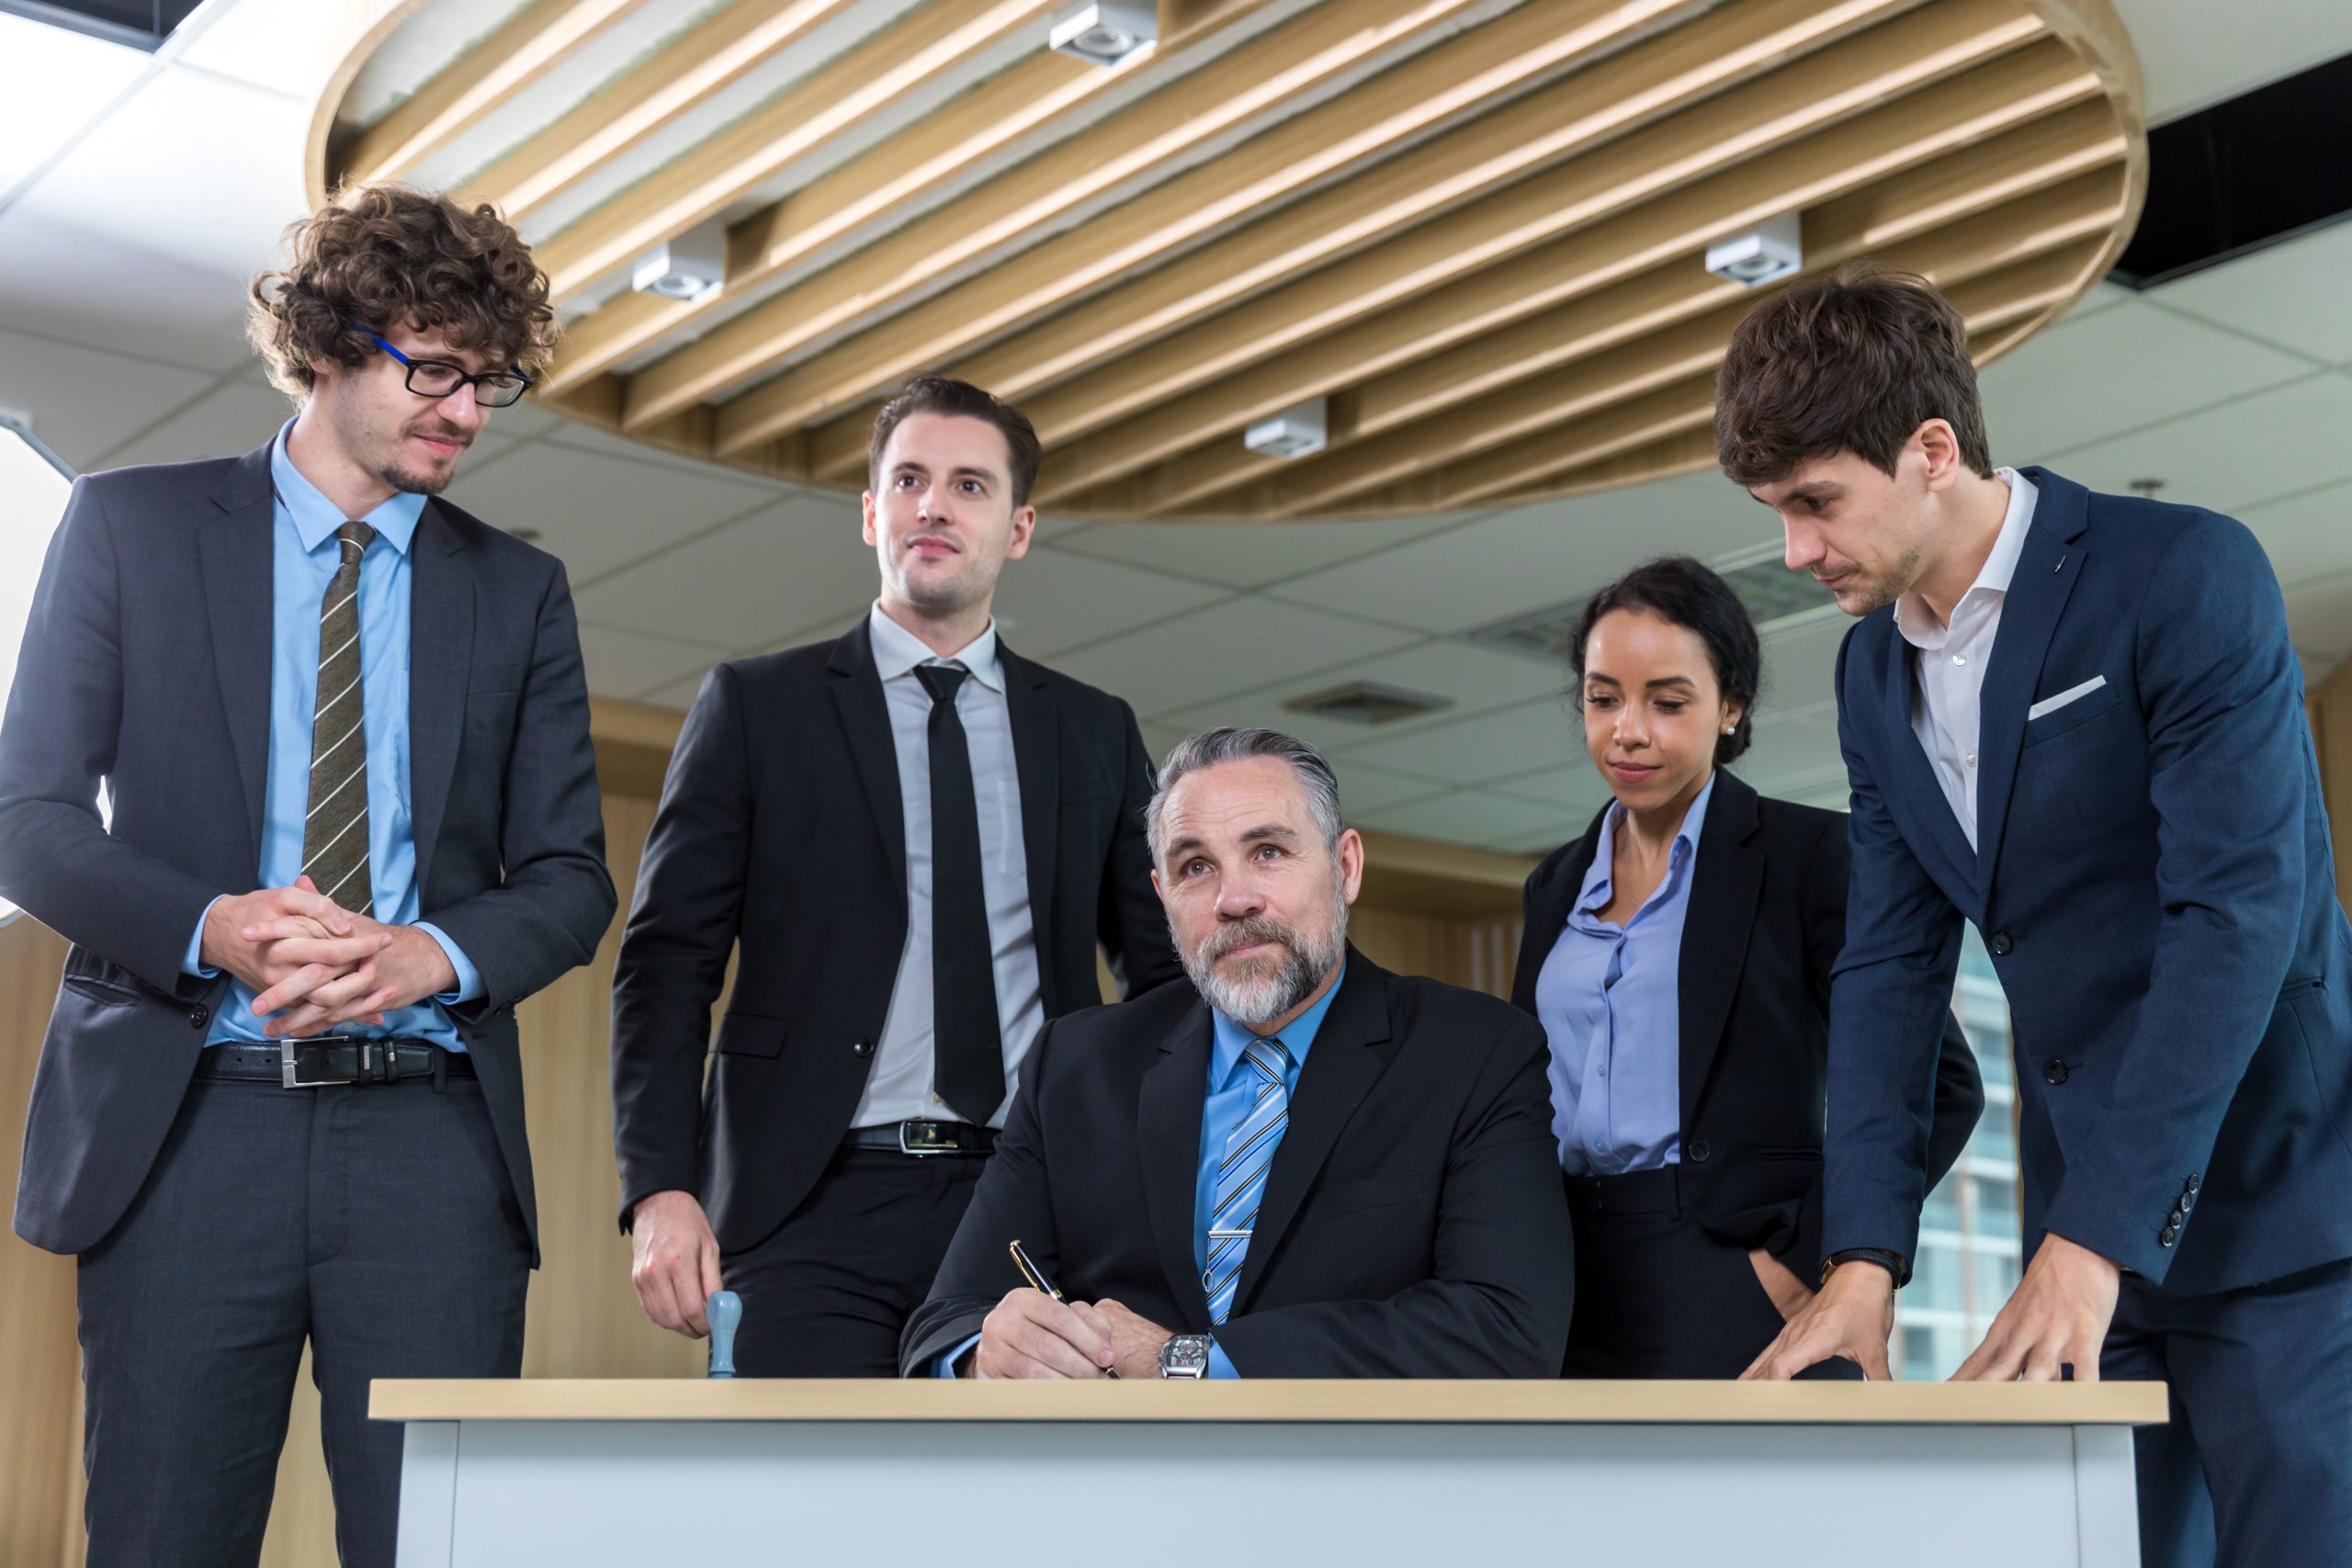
[1533,774,1715,1174]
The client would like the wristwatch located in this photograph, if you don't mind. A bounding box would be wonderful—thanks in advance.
[1159,1334,1213,1379]
[1820,1247,1909,1290]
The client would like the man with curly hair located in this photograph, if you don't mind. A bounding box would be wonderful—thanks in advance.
[0,184,616,1566]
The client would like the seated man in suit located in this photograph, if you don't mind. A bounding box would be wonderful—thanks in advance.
[901,727,1573,1379]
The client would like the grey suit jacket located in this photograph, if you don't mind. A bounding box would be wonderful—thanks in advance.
[0,440,616,1258]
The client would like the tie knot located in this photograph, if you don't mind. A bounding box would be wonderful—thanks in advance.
[334,521,377,559]
[914,661,968,706]
[1244,1036,1291,1083]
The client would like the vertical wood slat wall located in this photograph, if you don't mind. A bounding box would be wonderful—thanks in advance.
[0,782,1522,1565]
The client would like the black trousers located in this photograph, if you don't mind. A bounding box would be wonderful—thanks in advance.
[721,1144,988,1376]
[76,1072,530,1568]
[2106,1256,2352,1567]
[1561,1166,1857,1381]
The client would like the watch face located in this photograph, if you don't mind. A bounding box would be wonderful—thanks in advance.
[1164,1337,1210,1373]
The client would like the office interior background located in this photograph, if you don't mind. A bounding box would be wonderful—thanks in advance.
[2,0,2350,1558]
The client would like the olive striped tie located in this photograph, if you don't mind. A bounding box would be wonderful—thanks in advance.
[301,521,375,913]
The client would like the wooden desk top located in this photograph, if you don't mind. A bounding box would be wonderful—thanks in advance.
[371,1378,2166,1426]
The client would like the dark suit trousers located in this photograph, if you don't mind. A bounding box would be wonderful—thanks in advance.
[1561,1168,1860,1381]
[2104,1257,2352,1568]
[76,1074,530,1568]
[721,1145,987,1376]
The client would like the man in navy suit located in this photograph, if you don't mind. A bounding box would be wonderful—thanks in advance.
[1721,262,2352,1565]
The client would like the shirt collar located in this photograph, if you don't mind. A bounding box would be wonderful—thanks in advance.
[270,419,425,557]
[1894,467,2038,649]
[1209,958,1346,1087]
[867,602,1004,694]
[1575,771,1715,917]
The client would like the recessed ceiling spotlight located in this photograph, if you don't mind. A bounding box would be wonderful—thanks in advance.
[1244,397,1329,460]
[631,216,727,304]
[1705,211,1803,288]
[1049,2,1156,68]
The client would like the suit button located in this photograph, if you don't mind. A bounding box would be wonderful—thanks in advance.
[1990,931,2014,956]
[188,1005,209,1030]
[2159,1226,2178,1247]
[2178,1191,2195,1213]
[2169,1205,2187,1224]
[1687,1140,1711,1164]
[2042,1059,2068,1086]
[2185,1174,2200,1193]
[850,1039,874,1058]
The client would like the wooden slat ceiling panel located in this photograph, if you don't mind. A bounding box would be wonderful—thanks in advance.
[314,0,2144,521]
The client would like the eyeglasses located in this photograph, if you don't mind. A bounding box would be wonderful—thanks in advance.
[355,325,532,408]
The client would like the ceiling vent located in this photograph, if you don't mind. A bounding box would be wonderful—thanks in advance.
[1282,682,1452,727]
[1463,557,1837,662]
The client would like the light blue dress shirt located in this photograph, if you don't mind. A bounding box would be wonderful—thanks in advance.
[180,422,481,1049]
[1534,775,1714,1174]
[934,964,1346,1379]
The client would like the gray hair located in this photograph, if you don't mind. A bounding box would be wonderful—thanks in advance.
[1146,728,1344,863]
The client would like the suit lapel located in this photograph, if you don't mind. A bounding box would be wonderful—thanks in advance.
[1137,1002,1215,1329]
[200,448,277,863]
[1234,953,1398,1314]
[1001,642,1060,998]
[1872,615,1982,905]
[1677,771,1762,1132]
[1972,470,2089,883]
[406,503,472,892]
[1510,803,1608,1011]
[825,620,909,907]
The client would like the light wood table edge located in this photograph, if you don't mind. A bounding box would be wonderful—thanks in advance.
[372,1377,2166,1426]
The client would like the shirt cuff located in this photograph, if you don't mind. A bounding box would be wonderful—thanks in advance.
[415,922,483,1004]
[185,897,224,979]
[1207,1339,1239,1380]
[933,1333,983,1379]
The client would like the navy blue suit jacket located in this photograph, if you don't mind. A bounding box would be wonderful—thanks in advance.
[1824,467,2352,1292]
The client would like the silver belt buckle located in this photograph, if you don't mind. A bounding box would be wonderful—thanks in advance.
[898,1120,959,1156]
[279,1036,365,1089]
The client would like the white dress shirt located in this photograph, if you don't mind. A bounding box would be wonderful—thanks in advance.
[855,604,1045,1129]
[1893,468,2039,849]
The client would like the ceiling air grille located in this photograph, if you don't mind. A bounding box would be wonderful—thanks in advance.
[1282,682,1453,727]
[1463,557,1835,663]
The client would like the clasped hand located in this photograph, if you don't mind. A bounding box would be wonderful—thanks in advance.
[967,1289,1175,1380]
[198,874,456,1035]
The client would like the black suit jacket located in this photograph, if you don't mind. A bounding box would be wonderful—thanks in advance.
[900,950,1575,1378]
[611,616,1182,1250]
[0,444,616,1258]
[1510,769,1983,1280]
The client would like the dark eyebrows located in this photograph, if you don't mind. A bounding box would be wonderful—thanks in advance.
[1583,671,1701,691]
[890,459,999,486]
[1159,822,1304,865]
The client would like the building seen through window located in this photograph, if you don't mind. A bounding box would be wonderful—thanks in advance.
[1897,924,2022,1380]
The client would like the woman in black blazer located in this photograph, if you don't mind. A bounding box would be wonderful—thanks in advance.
[1510,556,1983,1379]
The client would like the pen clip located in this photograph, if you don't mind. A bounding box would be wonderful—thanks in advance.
[1009,1238,1062,1301]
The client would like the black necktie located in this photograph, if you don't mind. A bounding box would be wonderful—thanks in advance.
[915,662,1004,1124]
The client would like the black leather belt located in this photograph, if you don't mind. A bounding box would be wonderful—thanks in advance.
[193,1038,474,1089]
[842,1120,996,1156]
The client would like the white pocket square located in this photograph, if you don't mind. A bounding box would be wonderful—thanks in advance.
[2029,675,2107,721]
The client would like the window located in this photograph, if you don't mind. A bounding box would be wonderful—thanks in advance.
[0,415,75,927]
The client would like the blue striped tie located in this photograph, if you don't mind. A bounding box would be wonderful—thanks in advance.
[1204,1036,1292,1325]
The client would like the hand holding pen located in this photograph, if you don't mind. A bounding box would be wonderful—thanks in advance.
[963,1238,1120,1379]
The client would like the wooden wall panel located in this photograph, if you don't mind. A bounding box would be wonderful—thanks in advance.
[0,918,75,1568]
[2309,659,2352,919]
